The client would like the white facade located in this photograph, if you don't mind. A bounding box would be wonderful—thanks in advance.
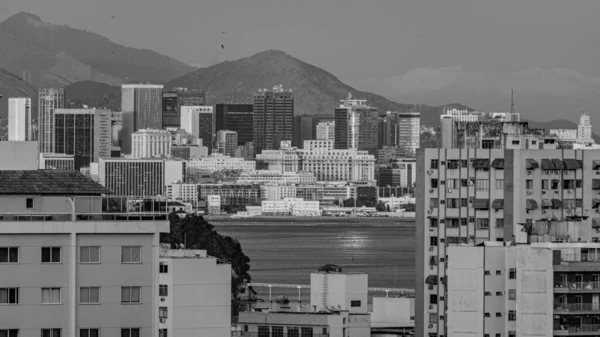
[132,129,172,159]
[206,195,221,214]
[371,297,414,328]
[260,184,297,201]
[187,154,256,176]
[378,196,416,211]
[159,248,231,337]
[164,160,186,187]
[549,129,578,141]
[8,97,32,141]
[0,141,39,170]
[261,198,321,216]
[180,106,213,140]
[316,121,335,141]
[310,272,368,313]
[578,112,594,144]
[216,130,238,157]
[488,111,520,122]
[166,183,198,203]
[237,170,317,185]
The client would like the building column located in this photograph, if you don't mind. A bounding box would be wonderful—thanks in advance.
[70,232,77,337]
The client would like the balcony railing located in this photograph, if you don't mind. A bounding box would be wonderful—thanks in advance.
[554,303,600,312]
[559,254,600,263]
[0,213,169,221]
[238,333,329,337]
[555,324,600,333]
[555,282,600,291]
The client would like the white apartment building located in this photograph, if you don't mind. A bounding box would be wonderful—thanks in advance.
[578,112,594,144]
[261,198,321,216]
[316,121,335,141]
[187,154,256,176]
[206,195,221,214]
[549,129,578,142]
[8,97,32,141]
[216,130,238,157]
[158,247,231,337]
[132,129,172,159]
[260,184,298,201]
[180,106,213,141]
[237,170,317,185]
[166,183,198,203]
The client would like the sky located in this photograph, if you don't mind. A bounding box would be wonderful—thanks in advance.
[1,0,599,126]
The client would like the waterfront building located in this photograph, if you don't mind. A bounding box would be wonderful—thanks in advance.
[334,93,378,154]
[253,85,294,155]
[216,130,238,157]
[8,97,32,141]
[131,129,172,159]
[215,104,254,146]
[158,246,231,337]
[198,183,261,207]
[180,106,214,151]
[187,154,256,177]
[38,88,65,153]
[54,108,112,169]
[415,148,600,337]
[261,198,321,216]
[98,158,185,196]
[295,183,353,204]
[378,159,416,188]
[292,115,314,148]
[121,84,163,154]
[260,184,298,201]
[39,152,75,170]
[237,170,317,185]
[206,195,221,214]
[0,141,39,170]
[316,120,335,141]
[166,182,198,203]
[162,89,205,129]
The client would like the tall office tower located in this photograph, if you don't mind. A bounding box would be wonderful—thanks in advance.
[98,158,185,196]
[395,112,421,157]
[377,114,393,149]
[215,104,254,146]
[38,88,65,152]
[54,109,112,170]
[334,93,378,154]
[162,89,206,129]
[121,84,163,154]
[312,115,334,137]
[253,85,294,155]
[316,121,335,141]
[415,147,600,337]
[292,115,314,148]
[8,97,32,141]
[131,129,172,159]
[578,112,594,144]
[180,106,214,151]
[111,111,123,157]
[216,130,238,157]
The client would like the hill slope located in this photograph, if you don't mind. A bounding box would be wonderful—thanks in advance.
[0,12,196,87]
[0,68,38,121]
[64,81,120,110]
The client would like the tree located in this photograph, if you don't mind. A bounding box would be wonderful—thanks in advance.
[161,213,251,319]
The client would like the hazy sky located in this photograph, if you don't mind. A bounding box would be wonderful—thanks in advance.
[1,0,599,125]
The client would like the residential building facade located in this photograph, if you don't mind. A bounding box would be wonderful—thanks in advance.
[187,154,256,177]
[39,153,75,170]
[8,97,32,141]
[131,129,172,159]
[216,130,238,157]
[316,120,335,142]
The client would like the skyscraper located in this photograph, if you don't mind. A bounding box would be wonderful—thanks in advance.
[215,104,254,146]
[131,129,172,159]
[316,121,335,141]
[334,93,378,154]
[180,106,214,151]
[8,97,32,141]
[216,130,238,157]
[162,89,206,129]
[38,88,65,153]
[292,115,314,148]
[121,84,163,154]
[578,112,594,144]
[253,85,294,155]
[54,109,112,170]
[394,112,421,157]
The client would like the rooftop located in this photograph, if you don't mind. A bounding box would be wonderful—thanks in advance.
[0,170,110,195]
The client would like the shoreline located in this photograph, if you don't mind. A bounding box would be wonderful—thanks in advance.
[208,216,416,227]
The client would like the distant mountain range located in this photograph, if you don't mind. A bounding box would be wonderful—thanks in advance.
[0,12,195,87]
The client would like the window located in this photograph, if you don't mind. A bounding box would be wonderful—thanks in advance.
[159,307,168,319]
[508,310,516,321]
[496,218,504,228]
[41,247,61,263]
[484,270,491,275]
[496,270,502,275]
[0,330,19,337]
[159,262,168,273]
[461,179,468,187]
[287,328,299,337]
[576,179,583,188]
[350,300,361,307]
[460,218,468,226]
[476,179,489,191]
[447,198,459,208]
[272,327,283,337]
[430,294,438,304]
[322,328,327,335]
[430,236,438,246]
[430,159,439,169]
[80,329,99,337]
[461,198,468,207]
[42,329,61,337]
[484,291,491,296]
[563,180,575,189]
[429,218,438,227]
[496,313,503,317]
[120,329,140,337]
[258,326,269,337]
[551,180,560,189]
[26,198,34,209]
[447,160,459,169]
[121,246,141,263]
[525,180,533,190]
[477,219,489,230]
[41,288,61,304]
[80,287,99,304]
[431,179,438,188]
[541,179,548,190]
[508,332,516,337]
[512,140,520,145]
[158,330,167,337]
[121,287,141,303]
[509,268,516,279]
[80,247,100,263]
[0,247,19,263]
[482,139,494,149]
[159,285,168,297]
[0,288,19,304]
[508,289,516,300]
[496,291,503,296]
[495,179,504,189]
[428,313,438,323]
[301,327,313,337]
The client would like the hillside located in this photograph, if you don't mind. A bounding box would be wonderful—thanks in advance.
[64,81,120,110]
[0,12,196,87]
[0,68,38,121]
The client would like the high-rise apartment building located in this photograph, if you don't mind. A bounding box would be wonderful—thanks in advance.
[180,106,214,152]
[316,121,335,141]
[98,158,185,196]
[395,112,421,157]
[292,115,314,148]
[415,148,600,337]
[121,84,163,154]
[215,104,253,146]
[334,93,378,154]
[54,109,112,170]
[578,112,594,144]
[216,130,238,157]
[162,89,206,129]
[131,129,172,159]
[38,88,65,153]
[8,98,32,141]
[253,85,294,155]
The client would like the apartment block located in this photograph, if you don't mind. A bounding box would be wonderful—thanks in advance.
[38,88,65,153]
[166,183,199,203]
[198,184,261,207]
[8,97,32,141]
[39,153,75,170]
[180,106,214,152]
[186,154,256,177]
[216,130,238,157]
[416,148,600,337]
[334,93,378,154]
[131,129,172,159]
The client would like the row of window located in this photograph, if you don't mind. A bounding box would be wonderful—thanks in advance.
[429,218,504,228]
[0,328,144,337]
[0,246,141,264]
[432,178,585,190]
[0,286,168,306]
[256,326,320,337]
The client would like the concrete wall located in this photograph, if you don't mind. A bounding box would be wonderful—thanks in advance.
[0,195,102,215]
[310,273,368,313]
[371,297,414,328]
[0,141,39,169]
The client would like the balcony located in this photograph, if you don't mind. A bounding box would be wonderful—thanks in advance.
[555,282,600,293]
[0,213,169,221]
[239,334,329,337]
[554,303,600,314]
[554,324,600,336]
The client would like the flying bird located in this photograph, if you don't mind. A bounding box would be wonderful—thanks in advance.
[221,44,224,49]
[110,16,117,19]
[221,31,227,34]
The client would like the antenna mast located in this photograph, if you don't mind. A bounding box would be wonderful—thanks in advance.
[510,89,516,122]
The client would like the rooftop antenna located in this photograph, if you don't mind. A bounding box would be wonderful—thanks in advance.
[510,89,516,122]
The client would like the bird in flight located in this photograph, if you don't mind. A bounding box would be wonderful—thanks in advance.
[221,44,225,49]
[110,16,117,19]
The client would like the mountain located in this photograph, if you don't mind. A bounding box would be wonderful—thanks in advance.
[0,12,196,87]
[64,81,120,110]
[165,50,458,118]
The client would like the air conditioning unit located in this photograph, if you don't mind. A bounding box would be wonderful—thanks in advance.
[427,170,434,175]
[160,318,166,323]
[429,189,434,193]
[555,170,561,174]
[428,285,434,290]
[440,258,445,262]
[527,170,533,175]
[427,210,432,214]
[555,190,560,194]
[428,324,434,329]
[440,219,445,224]
[447,189,452,193]
[526,190,533,195]
[429,305,434,309]
[567,190,573,194]
[596,210,600,214]
[468,180,474,186]
[596,171,600,175]
[542,190,547,194]
[469,218,474,223]
[429,247,434,251]
[160,297,166,302]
